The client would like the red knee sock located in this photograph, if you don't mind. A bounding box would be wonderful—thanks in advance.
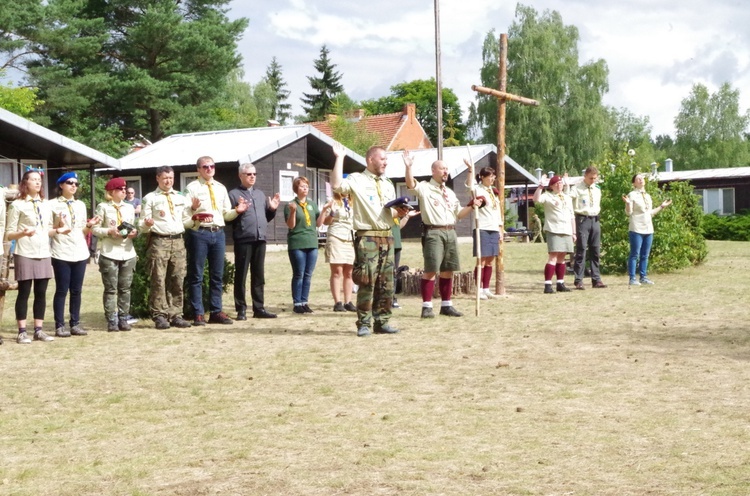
[421,278,436,302]
[556,263,566,281]
[544,263,556,282]
[482,266,492,289]
[439,277,452,301]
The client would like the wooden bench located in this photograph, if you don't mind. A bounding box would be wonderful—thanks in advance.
[503,230,531,243]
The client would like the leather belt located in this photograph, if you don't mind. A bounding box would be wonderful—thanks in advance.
[355,230,392,237]
[151,233,183,239]
[424,225,455,230]
[199,226,223,232]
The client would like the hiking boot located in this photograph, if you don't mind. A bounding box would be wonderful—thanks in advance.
[55,325,71,338]
[344,302,356,312]
[17,331,31,344]
[574,281,585,290]
[592,280,608,288]
[107,320,119,332]
[333,301,345,312]
[544,284,555,294]
[170,317,192,328]
[193,314,206,326]
[33,330,54,342]
[439,306,463,317]
[640,277,655,285]
[421,307,435,319]
[154,316,170,330]
[374,323,400,334]
[356,326,371,337]
[208,312,233,324]
[556,282,571,293]
[118,319,132,331]
[70,325,88,336]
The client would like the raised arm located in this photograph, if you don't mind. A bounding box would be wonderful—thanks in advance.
[404,150,416,190]
[331,143,346,190]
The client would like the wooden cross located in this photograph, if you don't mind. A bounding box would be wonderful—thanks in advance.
[471,33,539,296]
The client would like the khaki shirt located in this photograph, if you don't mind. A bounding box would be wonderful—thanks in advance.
[536,191,574,235]
[472,184,502,231]
[50,196,90,262]
[93,201,137,261]
[569,182,602,216]
[6,195,53,259]
[0,187,6,257]
[335,170,395,231]
[326,200,354,241]
[139,188,187,236]
[183,178,238,230]
[412,179,461,226]
[626,189,654,234]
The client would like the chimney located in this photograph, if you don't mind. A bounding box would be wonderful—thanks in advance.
[403,103,416,120]
[534,168,543,181]
[267,119,280,127]
[352,109,365,120]
[665,158,673,172]
[650,162,658,175]
[548,171,555,178]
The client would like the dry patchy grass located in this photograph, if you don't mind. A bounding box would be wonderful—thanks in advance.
[1,240,749,495]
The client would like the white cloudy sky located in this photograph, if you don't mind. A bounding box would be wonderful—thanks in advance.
[234,0,750,138]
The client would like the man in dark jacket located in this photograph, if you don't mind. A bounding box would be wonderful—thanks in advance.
[229,163,280,319]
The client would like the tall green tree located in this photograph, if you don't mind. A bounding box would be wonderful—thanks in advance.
[0,0,43,71]
[22,0,247,155]
[469,5,610,173]
[672,82,750,169]
[265,56,292,125]
[605,107,656,165]
[361,78,464,146]
[300,45,344,122]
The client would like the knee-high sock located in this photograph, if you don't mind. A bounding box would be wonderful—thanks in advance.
[544,263,556,282]
[439,277,452,302]
[421,278,436,303]
[556,263,566,281]
[482,266,492,289]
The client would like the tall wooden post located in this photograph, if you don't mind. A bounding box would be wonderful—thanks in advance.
[471,33,539,296]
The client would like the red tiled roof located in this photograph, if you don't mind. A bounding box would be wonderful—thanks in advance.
[310,111,405,150]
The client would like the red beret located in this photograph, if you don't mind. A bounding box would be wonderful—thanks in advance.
[548,175,562,187]
[105,177,127,191]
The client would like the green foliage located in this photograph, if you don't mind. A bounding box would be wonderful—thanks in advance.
[701,212,750,241]
[300,45,344,122]
[0,80,40,116]
[469,5,610,172]
[598,152,707,275]
[129,233,235,319]
[76,170,108,212]
[23,0,247,150]
[361,78,465,146]
[265,56,292,125]
[673,82,750,169]
[328,114,380,157]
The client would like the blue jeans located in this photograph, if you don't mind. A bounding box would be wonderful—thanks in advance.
[288,248,318,305]
[628,231,653,279]
[52,258,88,327]
[186,228,226,315]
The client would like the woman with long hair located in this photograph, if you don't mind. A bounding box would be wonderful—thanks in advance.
[92,177,138,331]
[284,177,321,314]
[6,170,67,344]
[49,172,100,337]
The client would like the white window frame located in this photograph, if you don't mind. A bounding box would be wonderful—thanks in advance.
[180,172,199,192]
[0,159,20,188]
[697,187,735,215]
[279,170,299,202]
[121,175,143,198]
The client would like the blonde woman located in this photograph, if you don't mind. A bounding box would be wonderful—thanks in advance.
[321,193,356,312]
[6,170,65,344]
[533,174,576,293]
[50,172,100,337]
[93,177,138,331]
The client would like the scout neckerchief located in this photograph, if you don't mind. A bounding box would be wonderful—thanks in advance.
[206,181,217,211]
[164,190,175,217]
[297,198,311,226]
[112,202,123,225]
[441,183,450,206]
[30,197,43,226]
[483,183,498,209]
[65,198,76,226]
[374,176,384,204]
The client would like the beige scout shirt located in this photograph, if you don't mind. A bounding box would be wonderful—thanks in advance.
[569,181,602,216]
[0,187,6,257]
[412,179,461,226]
[326,200,354,241]
[139,188,187,236]
[93,201,137,261]
[335,170,395,231]
[6,195,54,259]
[626,189,655,234]
[472,184,502,231]
[182,178,238,229]
[50,197,90,262]
[536,191,574,235]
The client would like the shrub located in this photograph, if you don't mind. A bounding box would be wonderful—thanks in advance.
[701,212,750,241]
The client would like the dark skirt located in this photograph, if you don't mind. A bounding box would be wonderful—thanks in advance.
[14,255,54,281]
[472,229,500,257]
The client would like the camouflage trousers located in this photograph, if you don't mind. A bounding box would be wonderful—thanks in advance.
[99,255,137,321]
[146,235,187,320]
[353,234,394,329]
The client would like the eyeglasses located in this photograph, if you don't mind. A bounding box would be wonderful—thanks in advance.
[201,165,216,170]
[64,181,79,186]
[243,172,256,176]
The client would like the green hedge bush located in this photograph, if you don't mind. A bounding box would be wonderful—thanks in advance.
[701,212,750,241]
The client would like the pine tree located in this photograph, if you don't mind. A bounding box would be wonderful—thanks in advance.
[300,45,344,122]
[265,57,292,125]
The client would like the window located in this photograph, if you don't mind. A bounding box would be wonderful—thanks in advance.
[180,172,199,192]
[696,188,735,215]
[278,170,299,202]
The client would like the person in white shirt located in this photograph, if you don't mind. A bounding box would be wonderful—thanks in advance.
[6,170,65,344]
[569,166,607,289]
[465,164,503,299]
[50,172,100,337]
[533,174,576,294]
[623,173,672,286]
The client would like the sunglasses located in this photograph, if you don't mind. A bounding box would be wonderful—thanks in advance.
[201,165,216,170]
[64,181,79,186]
[116,187,127,191]
[243,172,256,176]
